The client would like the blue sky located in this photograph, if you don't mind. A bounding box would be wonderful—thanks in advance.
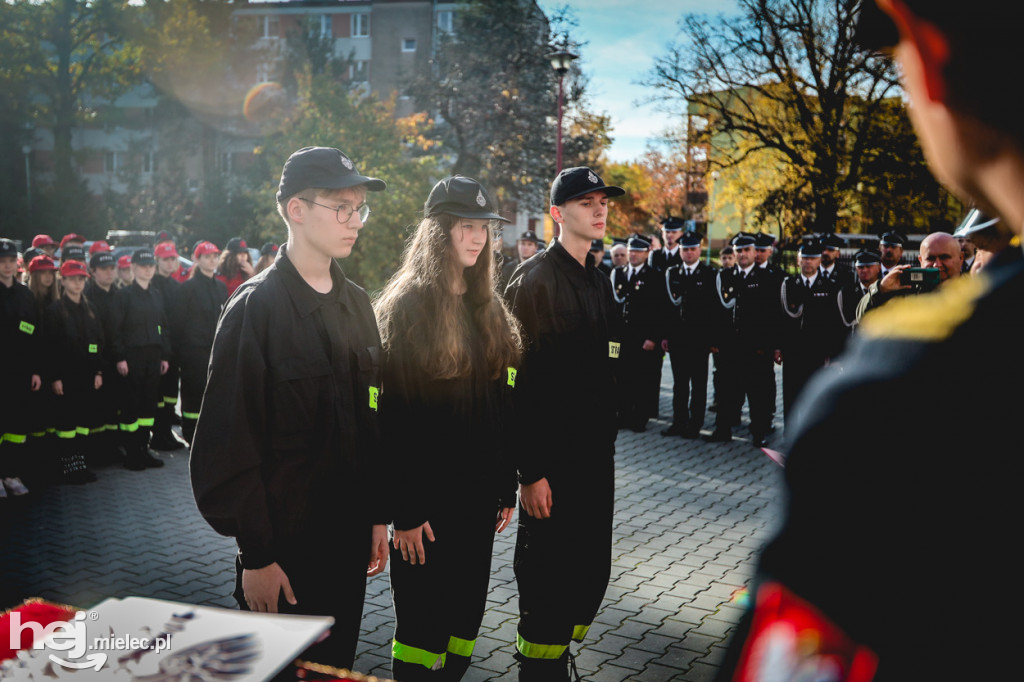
[536,0,738,163]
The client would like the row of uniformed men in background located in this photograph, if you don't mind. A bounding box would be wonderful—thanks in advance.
[0,232,279,497]
[558,211,1005,448]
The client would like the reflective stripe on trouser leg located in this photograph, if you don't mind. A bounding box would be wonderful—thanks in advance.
[447,635,475,657]
[572,625,590,642]
[515,633,567,660]
[392,640,446,670]
[1,433,28,444]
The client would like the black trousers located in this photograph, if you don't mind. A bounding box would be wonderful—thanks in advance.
[390,504,497,681]
[668,338,710,430]
[118,346,162,437]
[514,459,614,673]
[616,342,662,427]
[718,345,775,436]
[233,521,372,670]
[178,345,212,443]
[782,351,827,421]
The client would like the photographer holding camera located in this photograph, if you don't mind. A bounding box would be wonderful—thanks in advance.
[855,231,963,320]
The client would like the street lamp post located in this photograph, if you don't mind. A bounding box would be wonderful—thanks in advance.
[548,47,578,176]
[22,145,32,210]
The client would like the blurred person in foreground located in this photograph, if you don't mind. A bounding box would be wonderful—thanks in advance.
[718,2,1024,680]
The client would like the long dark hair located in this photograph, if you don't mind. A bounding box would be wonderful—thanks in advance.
[375,214,522,381]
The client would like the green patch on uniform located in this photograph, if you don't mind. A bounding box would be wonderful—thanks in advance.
[608,341,620,359]
[447,635,475,657]
[516,633,567,660]
[19,321,34,335]
[157,325,162,335]
[369,386,379,411]
[392,640,445,670]
[88,344,98,353]
[507,367,517,387]
[861,274,989,342]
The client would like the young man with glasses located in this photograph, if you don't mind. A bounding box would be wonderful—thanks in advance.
[191,147,389,670]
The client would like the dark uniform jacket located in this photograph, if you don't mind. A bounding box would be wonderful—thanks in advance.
[820,262,857,290]
[108,281,171,362]
[505,240,619,485]
[717,266,783,352]
[735,248,1024,680]
[380,290,517,531]
[2,280,40,377]
[84,280,117,361]
[170,272,228,351]
[666,261,720,347]
[43,297,104,384]
[648,247,682,272]
[780,274,850,361]
[190,247,383,570]
[611,263,665,347]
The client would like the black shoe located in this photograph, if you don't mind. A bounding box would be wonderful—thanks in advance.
[751,434,768,447]
[703,429,732,443]
[681,426,702,439]
[142,450,165,468]
[661,424,685,437]
[708,402,718,412]
[629,421,647,433]
[124,456,147,471]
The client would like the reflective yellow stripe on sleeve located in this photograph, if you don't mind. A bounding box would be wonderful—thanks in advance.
[392,640,445,670]
[516,633,567,660]
[447,635,476,658]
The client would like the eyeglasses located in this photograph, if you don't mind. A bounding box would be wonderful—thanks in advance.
[303,199,371,224]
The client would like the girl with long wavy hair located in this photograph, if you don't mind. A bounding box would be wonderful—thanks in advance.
[375,176,522,682]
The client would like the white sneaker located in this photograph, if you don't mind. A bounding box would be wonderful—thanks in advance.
[2,477,29,496]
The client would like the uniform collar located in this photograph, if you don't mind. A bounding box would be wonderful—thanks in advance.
[550,239,593,286]
[275,244,350,318]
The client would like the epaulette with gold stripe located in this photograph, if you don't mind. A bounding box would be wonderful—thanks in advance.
[860,274,990,342]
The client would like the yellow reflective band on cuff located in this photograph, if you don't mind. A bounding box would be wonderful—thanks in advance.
[163,396,178,405]
[392,640,446,670]
[572,624,590,642]
[156,401,165,409]
[516,633,567,660]
[137,417,155,427]
[56,430,77,439]
[182,411,200,420]
[120,422,139,433]
[2,433,28,444]
[447,636,476,658]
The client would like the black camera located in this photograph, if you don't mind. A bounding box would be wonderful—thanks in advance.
[900,267,941,292]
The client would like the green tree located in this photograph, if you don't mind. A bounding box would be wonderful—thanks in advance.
[643,0,958,235]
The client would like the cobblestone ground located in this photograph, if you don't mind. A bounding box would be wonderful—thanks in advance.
[0,362,786,681]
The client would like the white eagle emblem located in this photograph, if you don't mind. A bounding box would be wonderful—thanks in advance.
[587,171,599,184]
[339,153,353,170]
[476,189,486,207]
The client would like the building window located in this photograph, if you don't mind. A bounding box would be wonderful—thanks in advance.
[217,153,233,173]
[262,15,280,39]
[352,13,369,37]
[104,151,120,173]
[142,152,157,174]
[402,38,417,52]
[350,60,369,83]
[318,14,332,39]
[437,10,454,33]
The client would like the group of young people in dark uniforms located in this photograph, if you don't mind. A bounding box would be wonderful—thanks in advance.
[188,147,623,682]
[606,222,867,447]
[0,229,276,496]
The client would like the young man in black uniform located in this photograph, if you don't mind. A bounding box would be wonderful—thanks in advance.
[505,166,623,680]
[1,239,42,495]
[110,248,171,470]
[85,250,121,462]
[190,147,389,670]
[647,216,684,271]
[612,235,664,432]
[718,2,1024,679]
[662,230,719,438]
[705,234,781,446]
[778,239,850,421]
[149,240,185,451]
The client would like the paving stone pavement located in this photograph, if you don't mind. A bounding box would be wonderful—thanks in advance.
[0,362,786,681]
